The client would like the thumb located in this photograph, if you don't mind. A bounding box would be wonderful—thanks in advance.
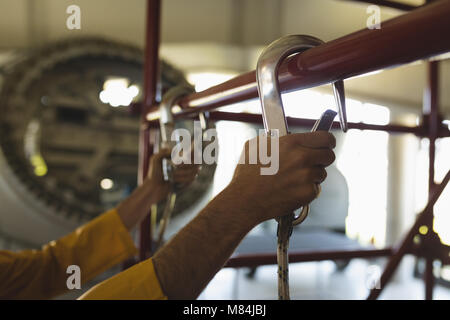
[147,148,172,178]
[153,148,172,162]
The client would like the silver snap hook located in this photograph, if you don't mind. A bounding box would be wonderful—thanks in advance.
[159,85,195,182]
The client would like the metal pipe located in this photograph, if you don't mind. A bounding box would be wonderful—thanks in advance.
[425,257,435,300]
[206,112,430,136]
[341,0,421,11]
[425,61,439,192]
[225,248,393,268]
[424,60,439,300]
[145,0,450,118]
[139,0,162,261]
[148,111,450,137]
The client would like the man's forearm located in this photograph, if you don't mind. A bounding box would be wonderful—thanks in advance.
[116,179,161,231]
[152,185,257,299]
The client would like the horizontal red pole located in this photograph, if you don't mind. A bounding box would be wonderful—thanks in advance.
[224,248,393,268]
[206,112,427,136]
[147,1,450,118]
[139,0,162,262]
[147,111,450,137]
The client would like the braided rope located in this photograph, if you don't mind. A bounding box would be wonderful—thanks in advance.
[277,213,294,300]
[155,191,177,249]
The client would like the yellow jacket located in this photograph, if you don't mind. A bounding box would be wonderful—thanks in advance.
[0,209,166,300]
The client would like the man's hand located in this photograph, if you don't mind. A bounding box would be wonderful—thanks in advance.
[146,148,200,203]
[116,149,199,231]
[225,131,336,225]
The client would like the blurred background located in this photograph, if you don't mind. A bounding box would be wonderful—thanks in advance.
[0,0,449,299]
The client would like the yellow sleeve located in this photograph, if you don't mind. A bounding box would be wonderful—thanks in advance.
[0,208,137,299]
[78,258,167,300]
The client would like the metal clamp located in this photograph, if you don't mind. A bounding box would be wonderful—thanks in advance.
[156,84,209,250]
[159,85,196,182]
[155,85,195,250]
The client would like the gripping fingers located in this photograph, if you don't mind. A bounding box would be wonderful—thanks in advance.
[284,167,327,190]
[293,184,320,206]
[154,149,171,162]
[288,131,336,149]
[309,167,327,184]
[174,163,201,171]
[173,168,199,184]
[303,148,335,167]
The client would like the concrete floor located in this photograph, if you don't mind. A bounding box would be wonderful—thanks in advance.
[199,256,450,300]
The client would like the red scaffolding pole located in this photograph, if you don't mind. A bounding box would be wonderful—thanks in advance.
[144,0,450,119]
[138,0,162,261]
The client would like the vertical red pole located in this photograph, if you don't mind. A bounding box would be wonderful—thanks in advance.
[423,60,439,300]
[424,61,438,192]
[138,0,162,261]
[367,61,441,300]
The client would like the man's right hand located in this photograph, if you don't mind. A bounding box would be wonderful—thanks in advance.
[226,131,336,225]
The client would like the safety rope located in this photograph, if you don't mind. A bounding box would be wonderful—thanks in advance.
[155,190,177,249]
[275,109,335,300]
[277,213,295,300]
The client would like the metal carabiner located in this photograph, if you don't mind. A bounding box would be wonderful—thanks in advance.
[156,85,212,249]
[156,85,195,250]
[256,34,348,225]
[159,85,196,182]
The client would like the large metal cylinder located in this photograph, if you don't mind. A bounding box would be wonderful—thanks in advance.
[0,38,214,247]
